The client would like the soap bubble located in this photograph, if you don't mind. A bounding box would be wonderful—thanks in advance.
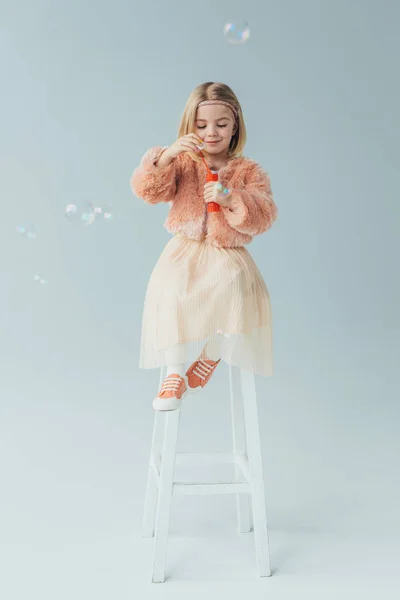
[65,204,78,221]
[16,224,36,239]
[80,204,96,225]
[94,204,114,220]
[102,206,113,220]
[65,202,96,226]
[65,202,113,225]
[215,182,231,196]
[223,20,250,45]
[215,181,230,196]
[33,274,48,285]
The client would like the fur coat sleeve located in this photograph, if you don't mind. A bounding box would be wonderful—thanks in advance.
[219,162,277,236]
[130,146,180,204]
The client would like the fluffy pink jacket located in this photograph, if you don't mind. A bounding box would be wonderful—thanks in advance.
[130,146,277,248]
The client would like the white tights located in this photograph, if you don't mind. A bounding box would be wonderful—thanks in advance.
[166,363,186,377]
[165,336,221,377]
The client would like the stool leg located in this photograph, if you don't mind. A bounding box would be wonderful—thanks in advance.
[142,411,163,537]
[229,364,252,533]
[240,368,272,577]
[152,409,180,583]
[142,368,166,538]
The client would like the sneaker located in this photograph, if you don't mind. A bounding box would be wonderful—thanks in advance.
[185,357,221,394]
[152,373,188,411]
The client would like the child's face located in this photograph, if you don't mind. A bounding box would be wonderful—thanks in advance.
[194,104,236,157]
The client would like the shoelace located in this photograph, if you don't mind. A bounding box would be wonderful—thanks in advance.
[160,376,184,394]
[192,359,216,381]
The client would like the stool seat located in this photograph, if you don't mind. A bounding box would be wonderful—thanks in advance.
[142,364,272,583]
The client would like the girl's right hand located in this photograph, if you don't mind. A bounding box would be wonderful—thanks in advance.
[165,134,204,159]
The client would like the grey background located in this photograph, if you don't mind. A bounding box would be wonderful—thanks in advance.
[0,0,399,597]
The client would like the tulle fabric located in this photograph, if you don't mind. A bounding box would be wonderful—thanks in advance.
[139,232,274,377]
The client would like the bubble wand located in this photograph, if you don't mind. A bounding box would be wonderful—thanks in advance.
[199,152,221,213]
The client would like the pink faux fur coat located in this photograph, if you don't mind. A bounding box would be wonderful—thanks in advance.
[130,146,277,248]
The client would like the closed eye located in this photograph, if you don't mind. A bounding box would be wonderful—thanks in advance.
[197,125,227,129]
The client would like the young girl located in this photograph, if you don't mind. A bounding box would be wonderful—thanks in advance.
[131,81,278,411]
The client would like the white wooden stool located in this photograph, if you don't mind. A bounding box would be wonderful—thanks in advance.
[142,363,272,583]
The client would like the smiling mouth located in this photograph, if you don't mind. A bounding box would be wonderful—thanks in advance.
[206,140,220,144]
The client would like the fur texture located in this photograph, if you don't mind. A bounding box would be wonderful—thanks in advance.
[130,146,277,248]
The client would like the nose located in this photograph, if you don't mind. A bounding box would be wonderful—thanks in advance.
[206,129,219,139]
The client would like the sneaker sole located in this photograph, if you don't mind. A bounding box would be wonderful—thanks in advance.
[186,384,203,395]
[152,378,188,411]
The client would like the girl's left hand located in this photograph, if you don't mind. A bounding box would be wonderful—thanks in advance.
[203,181,232,208]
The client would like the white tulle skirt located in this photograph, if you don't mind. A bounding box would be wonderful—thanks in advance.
[139,232,274,377]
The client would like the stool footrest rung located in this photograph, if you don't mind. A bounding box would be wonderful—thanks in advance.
[150,451,250,488]
[172,482,251,495]
[175,451,240,465]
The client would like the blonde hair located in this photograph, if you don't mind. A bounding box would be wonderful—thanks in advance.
[177,82,247,164]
